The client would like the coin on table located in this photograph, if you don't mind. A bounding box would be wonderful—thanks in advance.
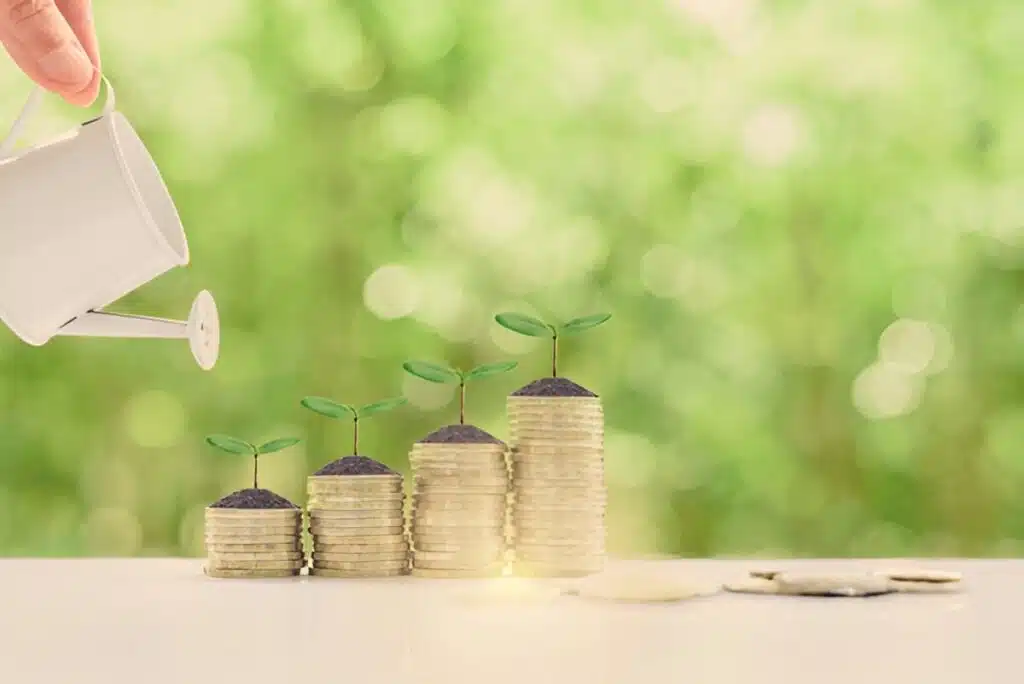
[773,573,895,597]
[877,568,962,584]
[314,558,408,572]
[309,566,407,579]
[205,566,301,579]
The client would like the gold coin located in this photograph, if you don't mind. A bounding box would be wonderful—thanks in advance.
[511,442,604,456]
[308,523,404,537]
[507,396,603,408]
[877,568,962,584]
[411,511,505,526]
[773,573,895,597]
[313,550,408,563]
[205,541,302,553]
[312,531,407,543]
[512,464,604,478]
[204,533,300,544]
[410,567,504,579]
[413,478,507,493]
[412,531,506,546]
[413,541,506,556]
[308,500,405,514]
[412,466,509,482]
[510,515,604,530]
[413,548,505,564]
[314,540,408,554]
[409,498,506,514]
[205,566,301,579]
[511,534,605,548]
[204,507,302,519]
[309,566,407,578]
[308,511,404,525]
[308,476,403,494]
[512,502,605,516]
[207,550,304,562]
[411,443,507,455]
[306,491,404,503]
[204,519,301,530]
[409,456,507,470]
[315,558,408,571]
[206,558,305,571]
[888,580,963,594]
[567,574,719,603]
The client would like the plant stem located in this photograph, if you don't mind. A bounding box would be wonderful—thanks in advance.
[459,382,466,424]
[253,453,259,489]
[551,334,559,377]
[353,418,360,455]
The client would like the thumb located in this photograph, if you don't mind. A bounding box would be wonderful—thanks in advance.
[0,0,96,104]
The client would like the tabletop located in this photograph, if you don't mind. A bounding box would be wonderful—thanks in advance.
[0,557,1012,683]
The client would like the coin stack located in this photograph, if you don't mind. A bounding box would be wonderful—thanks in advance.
[409,425,510,578]
[508,382,606,577]
[307,460,409,578]
[204,491,304,579]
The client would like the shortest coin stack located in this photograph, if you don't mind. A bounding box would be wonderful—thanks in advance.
[204,489,304,579]
[307,456,410,578]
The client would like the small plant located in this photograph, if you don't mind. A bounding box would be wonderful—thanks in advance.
[494,312,611,377]
[300,396,407,455]
[402,360,517,424]
[205,434,301,490]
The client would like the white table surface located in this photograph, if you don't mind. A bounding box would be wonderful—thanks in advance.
[0,557,1011,683]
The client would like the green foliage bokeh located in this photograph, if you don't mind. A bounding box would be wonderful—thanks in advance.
[0,0,1022,558]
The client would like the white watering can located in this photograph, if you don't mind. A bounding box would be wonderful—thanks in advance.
[0,78,219,370]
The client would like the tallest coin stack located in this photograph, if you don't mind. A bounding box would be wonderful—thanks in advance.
[508,378,606,577]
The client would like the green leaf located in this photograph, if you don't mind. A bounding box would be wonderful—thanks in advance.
[402,361,460,384]
[300,396,356,419]
[465,361,518,380]
[494,312,553,338]
[256,437,301,454]
[358,397,408,417]
[205,434,254,455]
[560,313,612,334]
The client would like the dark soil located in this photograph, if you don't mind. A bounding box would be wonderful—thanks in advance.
[209,488,298,509]
[314,455,398,476]
[418,424,504,444]
[511,377,597,397]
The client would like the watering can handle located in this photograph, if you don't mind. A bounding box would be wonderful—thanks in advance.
[0,75,116,160]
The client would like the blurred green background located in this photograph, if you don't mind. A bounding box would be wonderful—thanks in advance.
[1,0,1023,559]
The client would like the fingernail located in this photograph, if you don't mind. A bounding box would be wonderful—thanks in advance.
[37,43,94,88]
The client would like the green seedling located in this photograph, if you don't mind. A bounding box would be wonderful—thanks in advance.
[205,434,301,490]
[494,312,611,377]
[300,396,407,455]
[402,360,517,424]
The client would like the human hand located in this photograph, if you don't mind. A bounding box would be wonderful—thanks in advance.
[0,0,101,106]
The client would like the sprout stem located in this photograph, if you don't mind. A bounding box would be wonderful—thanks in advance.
[552,334,559,377]
[253,452,259,489]
[353,417,360,455]
[459,382,466,424]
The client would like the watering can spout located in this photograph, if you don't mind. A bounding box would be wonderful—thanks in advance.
[56,290,220,370]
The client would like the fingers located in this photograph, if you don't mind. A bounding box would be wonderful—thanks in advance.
[56,0,99,103]
[0,0,98,105]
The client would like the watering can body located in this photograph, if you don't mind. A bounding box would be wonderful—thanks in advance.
[0,81,219,369]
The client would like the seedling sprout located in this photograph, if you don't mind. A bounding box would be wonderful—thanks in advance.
[300,396,407,455]
[402,360,517,424]
[494,312,611,377]
[205,434,301,489]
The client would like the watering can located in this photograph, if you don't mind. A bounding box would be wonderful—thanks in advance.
[0,78,219,370]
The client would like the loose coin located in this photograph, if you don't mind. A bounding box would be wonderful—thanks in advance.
[773,573,895,597]
[565,573,718,603]
[887,580,963,594]
[877,568,962,584]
